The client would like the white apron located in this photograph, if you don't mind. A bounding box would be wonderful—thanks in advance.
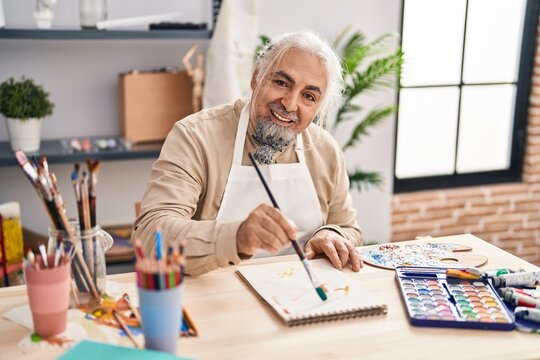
[216,103,323,257]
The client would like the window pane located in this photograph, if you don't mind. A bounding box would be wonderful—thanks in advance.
[401,0,466,87]
[396,87,460,178]
[463,0,526,83]
[456,85,516,173]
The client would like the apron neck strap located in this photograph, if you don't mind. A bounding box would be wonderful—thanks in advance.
[233,102,305,165]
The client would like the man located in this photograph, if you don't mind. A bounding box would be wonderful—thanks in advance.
[132,30,363,276]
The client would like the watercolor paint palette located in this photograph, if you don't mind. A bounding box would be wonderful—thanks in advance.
[396,267,515,330]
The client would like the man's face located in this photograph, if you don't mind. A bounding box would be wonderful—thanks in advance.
[251,48,328,135]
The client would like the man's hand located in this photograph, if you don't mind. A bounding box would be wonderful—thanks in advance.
[236,204,297,256]
[304,229,363,271]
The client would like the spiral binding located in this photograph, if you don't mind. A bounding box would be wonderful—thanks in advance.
[288,305,388,326]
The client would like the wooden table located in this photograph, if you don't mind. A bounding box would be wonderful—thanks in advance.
[1,234,539,359]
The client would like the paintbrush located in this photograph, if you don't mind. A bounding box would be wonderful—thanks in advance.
[122,293,141,324]
[71,164,86,236]
[86,159,100,227]
[247,152,328,301]
[15,150,61,229]
[112,310,140,349]
[15,150,43,196]
[81,171,91,230]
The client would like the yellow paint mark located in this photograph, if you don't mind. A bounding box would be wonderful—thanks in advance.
[278,267,295,278]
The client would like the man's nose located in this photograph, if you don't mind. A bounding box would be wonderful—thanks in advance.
[281,91,300,113]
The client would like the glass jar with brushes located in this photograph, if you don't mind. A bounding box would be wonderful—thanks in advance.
[48,219,113,305]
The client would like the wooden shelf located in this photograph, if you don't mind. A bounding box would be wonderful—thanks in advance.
[0,136,161,166]
[0,28,212,40]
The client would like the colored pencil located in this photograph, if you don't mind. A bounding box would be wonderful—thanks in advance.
[247,152,327,301]
[182,306,198,336]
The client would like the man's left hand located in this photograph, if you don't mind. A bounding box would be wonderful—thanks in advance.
[304,229,363,272]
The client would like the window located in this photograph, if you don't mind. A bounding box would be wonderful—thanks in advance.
[394,0,539,192]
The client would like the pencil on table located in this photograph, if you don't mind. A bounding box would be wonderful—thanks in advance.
[183,306,198,336]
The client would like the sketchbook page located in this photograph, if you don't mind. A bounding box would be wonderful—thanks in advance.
[237,259,386,323]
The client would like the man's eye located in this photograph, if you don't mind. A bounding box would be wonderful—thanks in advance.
[273,80,287,87]
[304,93,315,102]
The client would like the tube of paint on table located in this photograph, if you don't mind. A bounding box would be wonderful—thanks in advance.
[483,268,513,277]
[515,307,540,323]
[503,291,540,308]
[492,271,539,288]
[515,287,540,299]
[497,287,537,299]
[499,287,540,300]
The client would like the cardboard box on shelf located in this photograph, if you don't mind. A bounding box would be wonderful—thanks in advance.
[119,71,193,143]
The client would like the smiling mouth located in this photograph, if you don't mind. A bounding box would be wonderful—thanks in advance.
[270,109,295,125]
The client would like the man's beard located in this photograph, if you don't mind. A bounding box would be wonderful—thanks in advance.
[252,106,296,165]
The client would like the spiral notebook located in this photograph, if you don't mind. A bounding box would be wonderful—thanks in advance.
[236,259,387,326]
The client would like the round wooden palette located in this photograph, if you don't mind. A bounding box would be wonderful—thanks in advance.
[361,242,488,270]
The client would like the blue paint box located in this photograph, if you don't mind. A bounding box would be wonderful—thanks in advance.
[396,266,515,331]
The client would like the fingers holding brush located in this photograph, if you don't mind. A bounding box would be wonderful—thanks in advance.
[236,204,295,255]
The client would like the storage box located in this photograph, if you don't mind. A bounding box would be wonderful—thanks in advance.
[119,71,193,143]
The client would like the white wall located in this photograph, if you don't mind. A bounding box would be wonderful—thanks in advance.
[0,0,401,244]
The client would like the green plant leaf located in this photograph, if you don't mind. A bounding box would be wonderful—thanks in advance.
[334,101,362,128]
[345,49,403,99]
[342,105,397,150]
[333,27,404,193]
[348,169,384,191]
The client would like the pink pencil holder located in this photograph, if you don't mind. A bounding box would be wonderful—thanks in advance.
[24,255,71,337]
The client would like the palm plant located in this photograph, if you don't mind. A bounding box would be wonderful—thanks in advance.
[333,26,403,191]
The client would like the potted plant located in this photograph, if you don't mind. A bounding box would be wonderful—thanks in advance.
[333,26,403,191]
[0,77,54,152]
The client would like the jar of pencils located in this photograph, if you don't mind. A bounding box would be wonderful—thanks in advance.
[48,220,113,304]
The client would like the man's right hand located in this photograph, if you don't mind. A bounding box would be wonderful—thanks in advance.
[236,204,297,256]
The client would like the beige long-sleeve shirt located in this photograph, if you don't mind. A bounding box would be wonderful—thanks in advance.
[132,99,362,276]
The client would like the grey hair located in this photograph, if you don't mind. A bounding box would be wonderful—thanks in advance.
[251,30,344,127]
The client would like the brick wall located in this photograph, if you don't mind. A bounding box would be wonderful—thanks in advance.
[391,23,540,266]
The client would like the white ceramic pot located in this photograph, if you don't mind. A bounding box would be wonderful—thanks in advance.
[5,117,43,153]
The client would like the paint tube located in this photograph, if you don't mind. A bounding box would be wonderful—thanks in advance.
[515,307,540,323]
[503,291,540,308]
[499,287,540,300]
[483,268,513,277]
[516,287,540,299]
[515,322,540,334]
[491,271,539,288]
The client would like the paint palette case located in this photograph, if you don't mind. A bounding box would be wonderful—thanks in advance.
[396,267,515,331]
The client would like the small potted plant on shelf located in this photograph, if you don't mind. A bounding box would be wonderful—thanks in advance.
[0,77,54,153]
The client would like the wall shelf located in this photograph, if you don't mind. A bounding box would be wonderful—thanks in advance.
[0,28,212,40]
[0,137,161,166]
